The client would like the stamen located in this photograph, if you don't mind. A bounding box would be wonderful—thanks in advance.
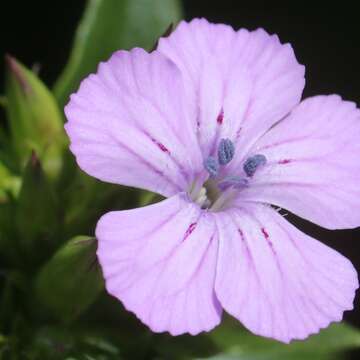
[243,154,267,177]
[218,138,235,165]
[204,156,219,178]
[194,187,208,206]
[218,175,248,191]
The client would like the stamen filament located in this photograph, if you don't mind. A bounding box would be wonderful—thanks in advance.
[210,187,237,212]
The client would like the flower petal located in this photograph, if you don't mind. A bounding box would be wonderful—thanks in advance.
[96,194,222,335]
[65,48,203,197]
[240,95,360,229]
[158,18,305,160]
[215,203,358,343]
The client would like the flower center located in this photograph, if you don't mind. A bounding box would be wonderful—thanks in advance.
[189,139,267,211]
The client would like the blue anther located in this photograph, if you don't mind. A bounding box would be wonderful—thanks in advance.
[218,138,235,165]
[204,156,219,178]
[243,154,267,177]
[218,176,249,191]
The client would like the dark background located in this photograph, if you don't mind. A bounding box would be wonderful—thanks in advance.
[0,0,359,350]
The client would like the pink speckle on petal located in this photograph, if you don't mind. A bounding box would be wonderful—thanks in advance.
[158,142,169,153]
[184,222,197,240]
[261,227,275,251]
[261,227,269,239]
[278,159,291,164]
[236,127,242,139]
[217,109,224,124]
[151,138,170,153]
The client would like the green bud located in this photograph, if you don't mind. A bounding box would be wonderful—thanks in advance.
[5,55,65,178]
[16,153,58,265]
[35,236,104,323]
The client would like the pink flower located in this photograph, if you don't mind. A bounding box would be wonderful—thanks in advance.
[64,18,359,343]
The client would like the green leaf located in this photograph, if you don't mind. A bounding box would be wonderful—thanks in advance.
[35,236,104,323]
[53,0,182,107]
[5,55,66,178]
[16,153,59,264]
[204,318,360,360]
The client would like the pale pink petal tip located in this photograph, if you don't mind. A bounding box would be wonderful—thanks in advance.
[158,18,305,160]
[64,47,202,197]
[215,204,358,343]
[96,194,222,336]
[244,95,360,230]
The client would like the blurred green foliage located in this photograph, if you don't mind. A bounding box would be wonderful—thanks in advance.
[0,0,359,359]
[53,0,182,107]
[35,236,103,324]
